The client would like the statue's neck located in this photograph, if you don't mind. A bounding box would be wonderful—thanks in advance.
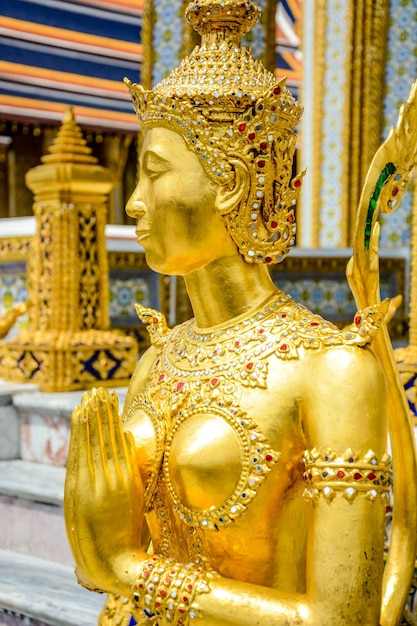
[184,253,277,329]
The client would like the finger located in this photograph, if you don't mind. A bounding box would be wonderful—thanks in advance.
[86,389,110,482]
[64,405,81,535]
[65,405,80,498]
[97,388,132,489]
[94,388,119,483]
[64,408,90,577]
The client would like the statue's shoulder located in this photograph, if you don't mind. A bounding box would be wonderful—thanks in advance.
[269,294,388,361]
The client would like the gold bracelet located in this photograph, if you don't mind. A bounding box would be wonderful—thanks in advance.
[131,556,214,624]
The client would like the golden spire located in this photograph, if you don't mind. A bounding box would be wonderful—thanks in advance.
[42,107,97,165]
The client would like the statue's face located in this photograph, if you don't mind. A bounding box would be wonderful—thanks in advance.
[126,127,237,275]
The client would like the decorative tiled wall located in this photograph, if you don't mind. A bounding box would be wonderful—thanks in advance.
[380,0,417,248]
[0,262,28,338]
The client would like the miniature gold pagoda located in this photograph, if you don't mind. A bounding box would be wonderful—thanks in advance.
[0,109,137,392]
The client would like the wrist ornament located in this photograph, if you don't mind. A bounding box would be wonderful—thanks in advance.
[131,555,215,624]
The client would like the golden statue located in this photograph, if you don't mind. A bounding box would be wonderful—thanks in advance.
[64,2,417,625]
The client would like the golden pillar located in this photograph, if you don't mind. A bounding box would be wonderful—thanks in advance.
[0,109,137,391]
[395,184,417,422]
[300,0,389,247]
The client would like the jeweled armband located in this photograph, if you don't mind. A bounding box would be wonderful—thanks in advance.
[303,448,392,503]
[131,556,215,625]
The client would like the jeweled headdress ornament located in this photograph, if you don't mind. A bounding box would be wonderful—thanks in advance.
[125,0,304,265]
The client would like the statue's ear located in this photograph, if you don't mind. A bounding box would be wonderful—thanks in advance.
[214,158,249,216]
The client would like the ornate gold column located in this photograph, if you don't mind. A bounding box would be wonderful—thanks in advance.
[0,109,138,392]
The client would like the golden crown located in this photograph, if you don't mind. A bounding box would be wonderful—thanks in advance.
[125,0,304,265]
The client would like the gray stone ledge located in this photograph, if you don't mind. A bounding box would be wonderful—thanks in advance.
[0,461,65,506]
[0,550,103,626]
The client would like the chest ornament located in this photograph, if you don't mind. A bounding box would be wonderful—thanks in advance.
[164,402,281,530]
[137,293,389,384]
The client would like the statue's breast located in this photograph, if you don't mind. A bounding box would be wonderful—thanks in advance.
[166,412,246,513]
[164,402,280,530]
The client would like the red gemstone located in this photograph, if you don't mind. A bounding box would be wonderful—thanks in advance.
[138,583,144,589]
[310,322,319,327]
[187,584,193,590]
[265,454,273,462]
[235,340,240,347]
[179,608,185,614]
[270,105,276,112]
[274,86,281,95]
[265,256,272,263]
[176,382,185,392]
[210,378,219,387]
[160,589,166,597]
[258,328,264,334]
[353,472,363,480]
[258,160,266,168]
[281,313,287,318]
[183,596,189,603]
[280,344,287,351]
[158,374,165,381]
[260,142,268,150]
[294,179,302,188]
[337,470,345,478]
[368,472,376,481]
[152,317,158,324]
[270,220,278,229]
[287,215,295,223]
[248,132,256,140]
[392,186,399,197]
[246,362,254,370]
[165,577,171,584]
[155,601,161,607]
[143,570,150,578]
[355,316,361,325]
[239,123,246,132]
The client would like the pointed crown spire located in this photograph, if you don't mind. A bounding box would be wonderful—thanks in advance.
[42,108,97,165]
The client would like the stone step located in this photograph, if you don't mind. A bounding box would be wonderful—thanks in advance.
[0,460,71,565]
[12,386,128,466]
[0,550,104,626]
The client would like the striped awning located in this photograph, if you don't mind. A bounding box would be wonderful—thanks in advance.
[275,0,302,90]
[0,0,143,132]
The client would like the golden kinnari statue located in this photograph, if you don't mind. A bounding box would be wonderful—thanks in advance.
[64,2,417,625]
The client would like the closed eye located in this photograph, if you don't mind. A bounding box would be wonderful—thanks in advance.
[141,150,172,180]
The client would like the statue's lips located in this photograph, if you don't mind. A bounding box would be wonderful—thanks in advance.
[135,230,149,243]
